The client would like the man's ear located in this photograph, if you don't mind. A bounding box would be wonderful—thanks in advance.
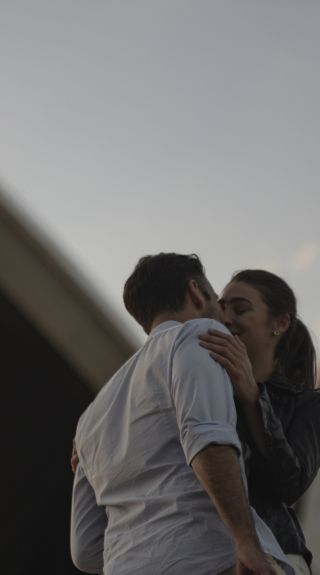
[186,279,205,309]
[273,313,291,336]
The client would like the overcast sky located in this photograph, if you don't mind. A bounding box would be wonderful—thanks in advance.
[1,0,320,347]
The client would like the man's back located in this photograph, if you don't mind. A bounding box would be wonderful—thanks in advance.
[73,319,289,575]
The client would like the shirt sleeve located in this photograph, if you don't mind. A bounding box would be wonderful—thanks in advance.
[170,324,242,465]
[70,465,107,574]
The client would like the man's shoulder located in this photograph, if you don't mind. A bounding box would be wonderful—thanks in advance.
[177,318,229,339]
[76,350,141,433]
[148,319,229,350]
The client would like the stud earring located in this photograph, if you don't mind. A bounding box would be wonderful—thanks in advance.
[273,329,280,336]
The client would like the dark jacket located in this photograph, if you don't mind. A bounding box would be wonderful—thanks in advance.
[236,374,320,567]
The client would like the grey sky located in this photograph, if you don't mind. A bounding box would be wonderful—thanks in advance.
[0,0,320,346]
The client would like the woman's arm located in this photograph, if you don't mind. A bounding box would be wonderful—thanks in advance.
[199,330,320,505]
[248,385,320,505]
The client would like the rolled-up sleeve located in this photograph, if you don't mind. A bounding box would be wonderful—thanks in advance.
[170,324,242,465]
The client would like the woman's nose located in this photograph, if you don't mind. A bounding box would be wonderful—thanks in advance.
[222,308,233,327]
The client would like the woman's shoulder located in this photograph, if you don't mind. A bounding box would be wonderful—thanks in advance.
[267,373,319,397]
[266,375,320,421]
[295,387,320,410]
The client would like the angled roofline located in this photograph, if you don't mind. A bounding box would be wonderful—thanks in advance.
[0,186,138,391]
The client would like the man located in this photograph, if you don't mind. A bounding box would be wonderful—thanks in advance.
[70,253,292,575]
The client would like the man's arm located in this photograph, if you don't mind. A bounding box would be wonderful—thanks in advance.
[171,322,277,574]
[70,464,107,575]
[191,444,274,574]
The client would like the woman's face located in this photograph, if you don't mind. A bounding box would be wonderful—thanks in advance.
[219,281,277,360]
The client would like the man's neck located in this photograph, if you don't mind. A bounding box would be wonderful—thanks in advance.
[150,308,200,333]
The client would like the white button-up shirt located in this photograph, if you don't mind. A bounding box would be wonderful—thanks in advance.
[71,319,291,575]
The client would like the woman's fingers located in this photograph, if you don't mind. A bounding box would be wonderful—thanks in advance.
[199,331,251,385]
[199,340,239,361]
[209,351,234,372]
[208,329,244,344]
[199,330,247,354]
[199,338,240,371]
[200,330,240,348]
[71,439,79,473]
[199,334,233,348]
[233,334,247,351]
[199,334,243,362]
[199,330,256,402]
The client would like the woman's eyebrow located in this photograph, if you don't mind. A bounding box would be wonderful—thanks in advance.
[219,297,252,306]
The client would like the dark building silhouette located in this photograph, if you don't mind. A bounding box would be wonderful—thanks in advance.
[0,192,137,574]
[1,289,93,574]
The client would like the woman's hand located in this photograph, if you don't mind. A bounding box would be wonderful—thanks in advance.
[71,439,79,473]
[199,330,270,455]
[199,330,259,405]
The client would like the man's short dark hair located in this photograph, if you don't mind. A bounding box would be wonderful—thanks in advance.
[123,252,209,333]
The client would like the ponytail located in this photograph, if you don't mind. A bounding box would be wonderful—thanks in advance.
[275,317,317,390]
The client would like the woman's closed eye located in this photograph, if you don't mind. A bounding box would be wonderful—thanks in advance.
[232,305,251,315]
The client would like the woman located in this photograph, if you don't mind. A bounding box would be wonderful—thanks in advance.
[199,269,320,574]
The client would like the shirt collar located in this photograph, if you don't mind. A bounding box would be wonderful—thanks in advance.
[148,320,182,338]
